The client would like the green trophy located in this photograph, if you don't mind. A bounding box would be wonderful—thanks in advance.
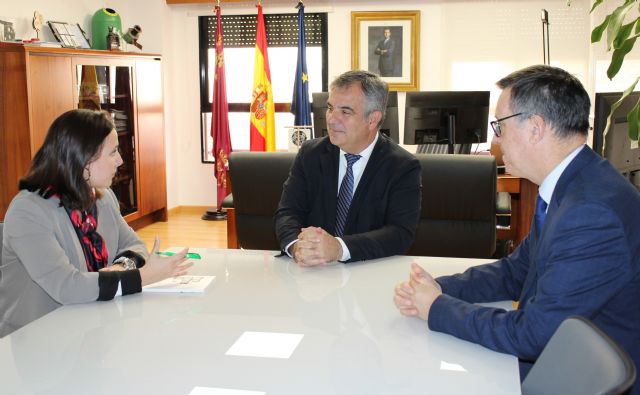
[91,8,121,50]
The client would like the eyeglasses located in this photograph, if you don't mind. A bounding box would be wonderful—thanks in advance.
[490,113,523,137]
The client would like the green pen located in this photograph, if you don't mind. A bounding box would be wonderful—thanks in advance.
[156,251,201,259]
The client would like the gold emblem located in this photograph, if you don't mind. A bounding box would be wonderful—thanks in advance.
[215,149,229,188]
[251,84,268,121]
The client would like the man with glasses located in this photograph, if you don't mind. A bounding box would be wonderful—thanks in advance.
[394,65,640,391]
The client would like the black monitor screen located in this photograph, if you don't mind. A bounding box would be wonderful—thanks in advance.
[593,92,640,179]
[403,91,490,147]
[311,91,399,143]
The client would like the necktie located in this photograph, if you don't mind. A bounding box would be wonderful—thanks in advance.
[335,153,361,237]
[534,195,548,234]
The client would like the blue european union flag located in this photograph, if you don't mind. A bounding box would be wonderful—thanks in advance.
[291,2,312,130]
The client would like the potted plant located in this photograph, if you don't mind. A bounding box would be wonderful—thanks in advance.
[586,0,640,143]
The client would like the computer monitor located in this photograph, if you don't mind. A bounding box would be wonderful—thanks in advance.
[311,91,399,143]
[593,92,640,189]
[403,91,490,154]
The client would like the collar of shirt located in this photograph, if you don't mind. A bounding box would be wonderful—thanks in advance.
[538,144,586,210]
[337,133,379,194]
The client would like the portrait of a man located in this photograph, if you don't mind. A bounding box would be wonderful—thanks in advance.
[368,26,402,77]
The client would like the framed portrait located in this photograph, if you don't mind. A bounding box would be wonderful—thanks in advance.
[351,11,420,91]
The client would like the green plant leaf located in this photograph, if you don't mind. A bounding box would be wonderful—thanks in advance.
[613,20,636,48]
[607,33,640,79]
[628,97,640,141]
[603,76,640,151]
[606,0,636,50]
[592,14,611,43]
[590,0,606,13]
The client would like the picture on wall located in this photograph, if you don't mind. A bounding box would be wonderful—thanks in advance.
[351,11,420,91]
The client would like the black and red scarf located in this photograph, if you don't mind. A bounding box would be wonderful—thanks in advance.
[64,204,109,272]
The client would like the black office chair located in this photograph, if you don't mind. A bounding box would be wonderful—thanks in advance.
[521,316,636,395]
[227,152,296,250]
[407,154,496,258]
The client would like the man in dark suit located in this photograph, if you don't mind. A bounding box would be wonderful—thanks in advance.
[275,70,421,266]
[374,28,395,77]
[394,65,640,392]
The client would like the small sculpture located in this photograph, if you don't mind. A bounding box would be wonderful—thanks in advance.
[123,25,142,50]
[106,26,121,51]
[32,11,43,40]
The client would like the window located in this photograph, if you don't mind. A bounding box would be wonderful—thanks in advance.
[198,12,328,162]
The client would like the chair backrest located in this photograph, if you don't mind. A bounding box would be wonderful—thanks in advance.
[522,316,637,395]
[228,152,296,250]
[407,154,496,258]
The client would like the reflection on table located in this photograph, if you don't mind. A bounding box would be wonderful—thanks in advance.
[0,249,520,395]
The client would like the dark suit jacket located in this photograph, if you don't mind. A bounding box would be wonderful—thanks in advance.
[275,134,421,262]
[374,38,395,76]
[428,146,640,393]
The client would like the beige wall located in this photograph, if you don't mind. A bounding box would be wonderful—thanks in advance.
[3,0,639,208]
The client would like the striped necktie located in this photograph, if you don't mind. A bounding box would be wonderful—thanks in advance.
[335,153,361,237]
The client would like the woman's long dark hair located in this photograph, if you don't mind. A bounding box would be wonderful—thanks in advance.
[19,109,115,211]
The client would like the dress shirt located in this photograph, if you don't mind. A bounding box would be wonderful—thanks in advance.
[538,144,586,208]
[335,133,379,261]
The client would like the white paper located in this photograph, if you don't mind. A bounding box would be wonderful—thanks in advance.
[226,331,304,359]
[143,275,215,293]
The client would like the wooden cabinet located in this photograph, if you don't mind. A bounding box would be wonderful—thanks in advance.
[0,46,167,228]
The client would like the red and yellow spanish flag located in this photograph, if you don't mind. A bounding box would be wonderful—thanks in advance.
[249,3,276,152]
[211,4,232,209]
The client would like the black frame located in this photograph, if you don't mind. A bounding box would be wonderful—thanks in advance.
[47,21,90,48]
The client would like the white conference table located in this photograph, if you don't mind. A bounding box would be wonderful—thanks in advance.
[0,248,521,395]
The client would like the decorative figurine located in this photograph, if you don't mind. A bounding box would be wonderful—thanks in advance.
[123,25,143,50]
[32,11,43,40]
[106,26,121,51]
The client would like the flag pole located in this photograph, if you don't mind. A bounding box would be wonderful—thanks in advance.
[203,0,232,221]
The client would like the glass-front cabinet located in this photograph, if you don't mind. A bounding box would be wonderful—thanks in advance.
[76,64,138,216]
[0,47,165,225]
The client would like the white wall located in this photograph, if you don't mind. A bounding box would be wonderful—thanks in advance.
[3,0,639,209]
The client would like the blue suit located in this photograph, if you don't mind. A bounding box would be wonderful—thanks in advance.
[429,147,640,393]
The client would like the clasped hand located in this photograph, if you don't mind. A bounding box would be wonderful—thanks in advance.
[292,227,342,267]
[393,262,442,321]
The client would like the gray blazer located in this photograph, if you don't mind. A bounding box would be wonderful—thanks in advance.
[0,189,147,337]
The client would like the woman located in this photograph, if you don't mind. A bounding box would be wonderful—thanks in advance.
[0,109,192,337]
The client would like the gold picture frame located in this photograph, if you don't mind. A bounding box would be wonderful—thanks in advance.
[351,11,420,91]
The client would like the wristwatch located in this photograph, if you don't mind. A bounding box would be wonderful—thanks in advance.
[113,256,137,270]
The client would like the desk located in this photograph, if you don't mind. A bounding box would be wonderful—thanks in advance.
[0,250,520,395]
[497,175,538,247]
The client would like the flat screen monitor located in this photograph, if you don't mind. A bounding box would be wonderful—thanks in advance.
[311,91,399,143]
[403,91,490,154]
[593,92,640,188]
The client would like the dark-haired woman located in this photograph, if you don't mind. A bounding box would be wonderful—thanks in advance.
[0,109,192,337]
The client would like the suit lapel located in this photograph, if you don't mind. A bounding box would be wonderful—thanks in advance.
[321,141,340,233]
